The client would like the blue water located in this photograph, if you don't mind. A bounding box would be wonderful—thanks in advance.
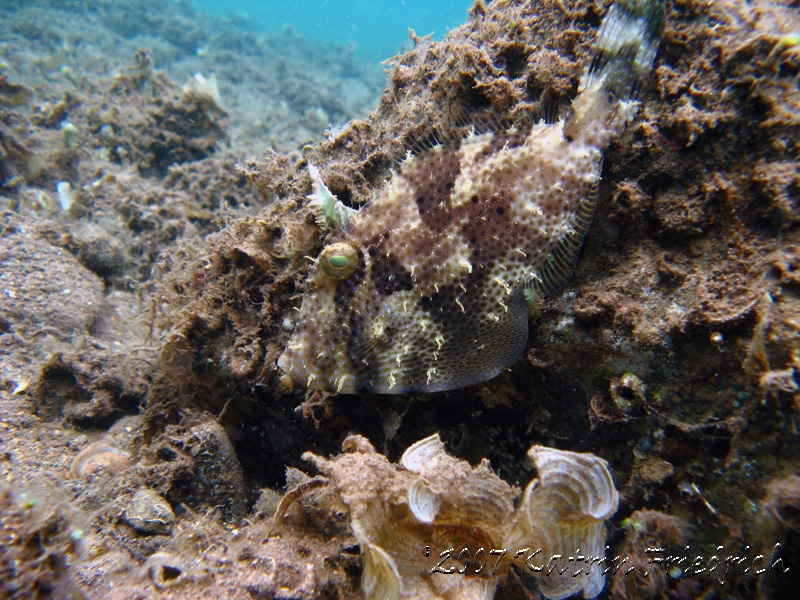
[192,0,473,61]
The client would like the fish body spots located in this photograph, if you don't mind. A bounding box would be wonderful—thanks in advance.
[279,128,597,394]
[279,0,666,393]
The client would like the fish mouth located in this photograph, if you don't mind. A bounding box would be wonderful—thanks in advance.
[278,346,363,394]
[277,349,311,390]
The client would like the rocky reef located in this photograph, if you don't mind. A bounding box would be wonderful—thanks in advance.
[1,0,799,598]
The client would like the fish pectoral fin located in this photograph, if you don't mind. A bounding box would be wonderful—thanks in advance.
[525,180,600,299]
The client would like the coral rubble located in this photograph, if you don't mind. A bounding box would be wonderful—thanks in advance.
[304,434,618,600]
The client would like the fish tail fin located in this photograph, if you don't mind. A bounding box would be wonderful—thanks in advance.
[580,0,666,101]
[564,0,665,143]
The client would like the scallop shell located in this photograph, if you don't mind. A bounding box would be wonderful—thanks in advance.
[70,440,131,480]
[507,446,619,600]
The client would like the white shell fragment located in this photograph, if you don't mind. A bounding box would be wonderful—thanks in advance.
[361,541,401,600]
[408,479,440,523]
[400,433,449,473]
[56,181,76,211]
[303,434,619,600]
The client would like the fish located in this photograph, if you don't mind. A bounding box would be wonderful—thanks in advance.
[278,0,666,394]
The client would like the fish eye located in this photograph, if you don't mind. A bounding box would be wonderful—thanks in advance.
[327,255,349,269]
[319,242,358,279]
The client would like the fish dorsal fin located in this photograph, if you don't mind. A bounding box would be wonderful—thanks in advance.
[525,179,600,300]
[308,162,358,231]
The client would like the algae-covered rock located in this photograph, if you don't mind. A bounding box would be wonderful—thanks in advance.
[125,489,176,534]
[151,418,247,523]
[0,217,103,338]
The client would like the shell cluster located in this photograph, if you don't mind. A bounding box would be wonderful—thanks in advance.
[303,434,618,600]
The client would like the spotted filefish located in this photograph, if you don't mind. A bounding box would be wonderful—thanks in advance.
[279,0,666,394]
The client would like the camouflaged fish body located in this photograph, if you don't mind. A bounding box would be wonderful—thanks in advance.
[279,0,665,394]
